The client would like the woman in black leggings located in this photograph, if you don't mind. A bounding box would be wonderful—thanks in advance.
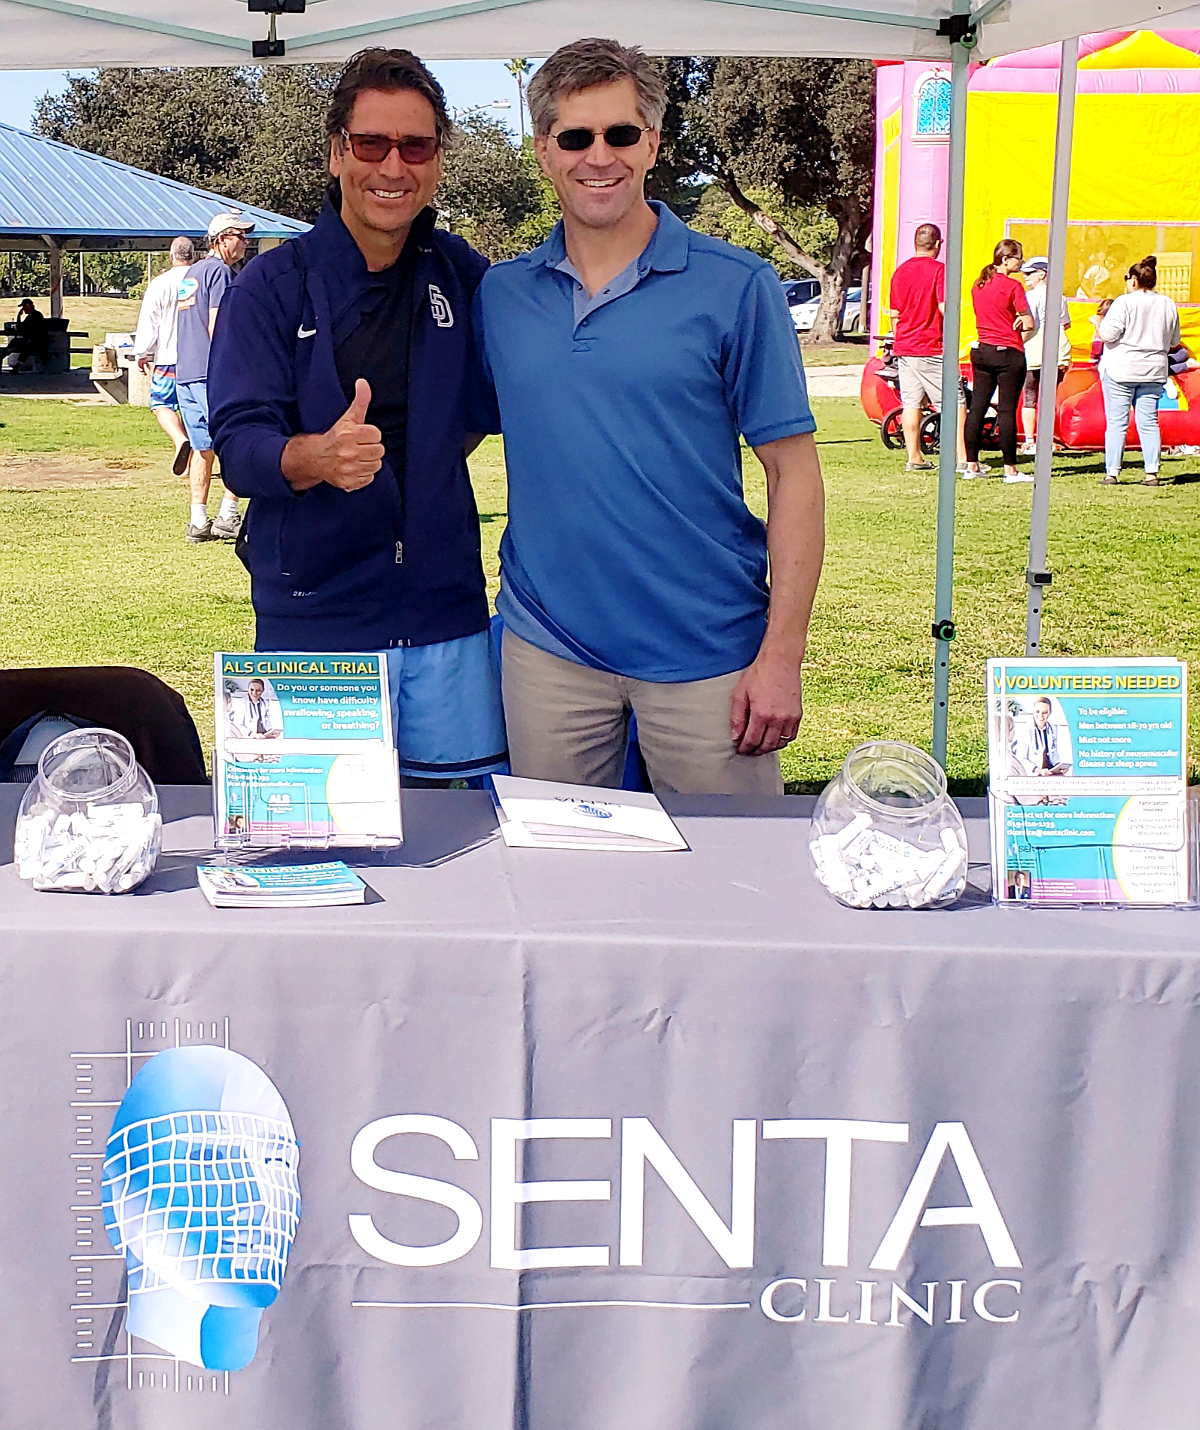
[963,239,1035,480]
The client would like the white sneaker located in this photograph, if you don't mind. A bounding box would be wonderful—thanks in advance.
[1003,472,1034,483]
[957,464,993,479]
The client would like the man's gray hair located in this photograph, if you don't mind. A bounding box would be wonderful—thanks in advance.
[527,38,667,137]
[169,236,196,263]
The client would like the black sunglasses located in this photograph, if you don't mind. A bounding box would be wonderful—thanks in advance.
[339,128,439,164]
[552,124,649,152]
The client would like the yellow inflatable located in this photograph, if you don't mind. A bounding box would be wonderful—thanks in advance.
[872,30,1200,360]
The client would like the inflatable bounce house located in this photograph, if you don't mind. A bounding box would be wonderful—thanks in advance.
[865,30,1200,451]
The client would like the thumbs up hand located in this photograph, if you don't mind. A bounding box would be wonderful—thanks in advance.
[281,377,385,493]
[324,378,384,491]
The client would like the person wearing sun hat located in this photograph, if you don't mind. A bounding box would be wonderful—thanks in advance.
[1018,256,1072,460]
[175,211,254,542]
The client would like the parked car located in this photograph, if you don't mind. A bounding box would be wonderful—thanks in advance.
[790,286,863,335]
[781,277,821,307]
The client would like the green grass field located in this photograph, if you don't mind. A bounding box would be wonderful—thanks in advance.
[6,294,868,369]
[3,295,145,367]
[1,392,1197,788]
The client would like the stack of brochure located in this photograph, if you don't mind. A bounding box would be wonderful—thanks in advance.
[490,775,689,852]
[197,861,367,908]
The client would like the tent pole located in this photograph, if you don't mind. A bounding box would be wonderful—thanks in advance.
[931,26,971,768]
[1024,37,1079,657]
[42,236,63,319]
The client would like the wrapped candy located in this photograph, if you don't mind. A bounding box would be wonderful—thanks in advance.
[809,742,969,910]
[14,729,162,895]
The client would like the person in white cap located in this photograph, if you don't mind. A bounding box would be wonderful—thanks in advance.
[1019,256,1072,461]
[175,212,254,542]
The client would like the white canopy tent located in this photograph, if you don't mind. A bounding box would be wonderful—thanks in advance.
[0,0,1195,65]
[2,0,1197,762]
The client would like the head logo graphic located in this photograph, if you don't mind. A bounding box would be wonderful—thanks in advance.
[101,1046,301,1372]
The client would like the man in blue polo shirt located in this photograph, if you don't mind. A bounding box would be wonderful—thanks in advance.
[477,38,825,795]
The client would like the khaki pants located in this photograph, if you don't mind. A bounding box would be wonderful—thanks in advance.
[502,630,783,796]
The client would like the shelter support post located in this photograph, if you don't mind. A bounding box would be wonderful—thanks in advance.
[931,24,971,768]
[1025,37,1079,657]
[42,236,63,318]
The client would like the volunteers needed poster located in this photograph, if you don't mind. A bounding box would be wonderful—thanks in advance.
[214,653,401,847]
[987,658,1189,903]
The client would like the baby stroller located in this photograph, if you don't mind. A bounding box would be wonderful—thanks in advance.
[863,336,999,455]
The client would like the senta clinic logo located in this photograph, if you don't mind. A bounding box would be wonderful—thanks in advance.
[101,1047,301,1371]
[348,1116,1024,1329]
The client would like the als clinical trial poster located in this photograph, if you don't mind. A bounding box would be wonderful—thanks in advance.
[214,652,402,847]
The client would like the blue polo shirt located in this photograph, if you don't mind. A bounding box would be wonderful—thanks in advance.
[476,202,815,683]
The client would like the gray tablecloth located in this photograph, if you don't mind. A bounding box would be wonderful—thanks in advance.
[2,786,1198,1429]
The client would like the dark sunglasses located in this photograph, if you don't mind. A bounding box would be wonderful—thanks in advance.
[339,128,439,164]
[553,124,649,152]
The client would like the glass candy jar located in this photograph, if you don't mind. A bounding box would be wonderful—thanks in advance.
[14,728,162,893]
[810,740,968,909]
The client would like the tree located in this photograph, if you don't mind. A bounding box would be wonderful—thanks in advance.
[505,58,532,140]
[659,58,875,343]
[35,68,258,199]
[438,115,540,260]
[691,183,837,280]
[231,65,339,221]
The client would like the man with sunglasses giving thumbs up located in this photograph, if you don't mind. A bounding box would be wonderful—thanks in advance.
[476,39,824,796]
[210,49,507,786]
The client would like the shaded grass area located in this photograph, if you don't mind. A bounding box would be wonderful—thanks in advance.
[1,394,1197,787]
[1,295,145,368]
[795,337,869,367]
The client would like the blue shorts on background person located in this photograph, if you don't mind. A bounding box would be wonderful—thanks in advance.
[148,364,179,412]
[176,378,211,451]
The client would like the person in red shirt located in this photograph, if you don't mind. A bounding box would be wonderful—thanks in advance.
[887,224,966,472]
[963,238,1035,480]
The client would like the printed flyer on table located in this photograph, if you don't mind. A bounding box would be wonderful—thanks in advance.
[214,652,402,847]
[987,657,1189,904]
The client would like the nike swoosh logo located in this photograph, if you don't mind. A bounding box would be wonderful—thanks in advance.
[297,325,317,339]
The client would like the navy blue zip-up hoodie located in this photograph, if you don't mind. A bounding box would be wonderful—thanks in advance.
[209,199,498,652]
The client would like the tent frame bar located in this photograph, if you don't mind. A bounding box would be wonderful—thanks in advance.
[1025,37,1079,656]
[931,5,971,768]
[4,0,991,55]
[2,0,244,52]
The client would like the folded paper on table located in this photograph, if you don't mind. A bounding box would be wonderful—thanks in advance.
[490,774,688,852]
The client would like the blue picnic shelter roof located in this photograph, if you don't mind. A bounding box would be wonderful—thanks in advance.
[0,122,310,245]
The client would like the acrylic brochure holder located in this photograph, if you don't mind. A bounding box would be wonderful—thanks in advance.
[987,657,1193,908]
[211,651,403,852]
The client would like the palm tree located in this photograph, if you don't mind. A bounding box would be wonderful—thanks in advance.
[505,58,532,140]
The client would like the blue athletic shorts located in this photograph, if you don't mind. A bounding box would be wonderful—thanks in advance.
[149,364,178,411]
[176,379,212,452]
[386,629,508,780]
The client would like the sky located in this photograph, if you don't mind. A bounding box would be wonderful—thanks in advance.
[0,60,533,136]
